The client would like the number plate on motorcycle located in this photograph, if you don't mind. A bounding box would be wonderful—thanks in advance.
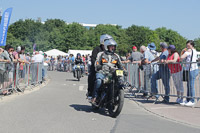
[116,70,123,76]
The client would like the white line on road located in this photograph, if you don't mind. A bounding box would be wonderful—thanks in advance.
[79,86,85,91]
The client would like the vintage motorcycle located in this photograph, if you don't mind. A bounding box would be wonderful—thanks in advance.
[90,69,127,118]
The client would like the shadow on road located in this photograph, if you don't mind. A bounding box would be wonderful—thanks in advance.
[70,104,110,116]
[124,93,180,105]
[66,79,79,82]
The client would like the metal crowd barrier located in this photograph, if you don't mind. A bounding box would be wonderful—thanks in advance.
[124,62,200,103]
[0,62,44,96]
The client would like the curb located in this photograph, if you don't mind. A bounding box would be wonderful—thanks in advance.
[0,78,51,102]
[128,97,200,129]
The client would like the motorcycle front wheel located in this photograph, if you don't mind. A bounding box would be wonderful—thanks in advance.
[77,70,80,81]
[108,89,124,118]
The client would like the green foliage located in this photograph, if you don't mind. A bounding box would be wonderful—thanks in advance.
[194,38,200,51]
[155,27,187,51]
[5,18,193,56]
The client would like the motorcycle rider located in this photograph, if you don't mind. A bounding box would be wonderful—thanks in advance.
[73,53,84,77]
[91,39,124,103]
[87,34,113,98]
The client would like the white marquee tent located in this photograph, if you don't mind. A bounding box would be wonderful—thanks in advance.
[68,50,92,57]
[44,49,68,57]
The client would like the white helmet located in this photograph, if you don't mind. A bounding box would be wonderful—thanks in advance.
[104,39,117,51]
[100,34,113,45]
[17,46,21,52]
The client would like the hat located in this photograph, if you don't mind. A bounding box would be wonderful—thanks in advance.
[39,51,43,55]
[160,42,168,49]
[27,52,30,55]
[132,46,137,49]
[148,43,156,50]
[167,45,176,51]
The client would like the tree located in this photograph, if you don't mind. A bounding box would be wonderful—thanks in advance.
[125,25,160,51]
[155,27,187,51]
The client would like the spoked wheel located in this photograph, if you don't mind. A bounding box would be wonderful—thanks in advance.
[108,89,124,118]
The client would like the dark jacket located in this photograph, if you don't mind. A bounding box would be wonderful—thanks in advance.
[75,58,83,65]
[91,44,104,66]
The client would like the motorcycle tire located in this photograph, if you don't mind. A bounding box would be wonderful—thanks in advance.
[108,89,124,118]
[91,104,99,110]
[77,70,80,81]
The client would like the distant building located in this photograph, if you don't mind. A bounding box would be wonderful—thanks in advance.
[66,22,117,29]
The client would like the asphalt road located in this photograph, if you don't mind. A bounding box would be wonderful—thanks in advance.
[0,71,199,133]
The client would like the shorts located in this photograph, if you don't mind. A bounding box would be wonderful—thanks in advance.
[0,70,9,83]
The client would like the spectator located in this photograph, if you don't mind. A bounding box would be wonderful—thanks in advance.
[124,46,143,63]
[26,52,31,63]
[151,42,170,103]
[50,56,55,71]
[165,45,184,103]
[15,46,27,81]
[140,45,155,96]
[5,45,15,90]
[147,42,159,57]
[70,54,75,72]
[31,51,44,84]
[43,54,49,80]
[0,47,11,95]
[125,53,131,60]
[180,40,198,106]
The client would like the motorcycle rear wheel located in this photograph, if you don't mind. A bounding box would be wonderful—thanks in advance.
[108,89,124,118]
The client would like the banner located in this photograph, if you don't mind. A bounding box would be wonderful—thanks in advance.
[33,44,37,51]
[0,7,13,46]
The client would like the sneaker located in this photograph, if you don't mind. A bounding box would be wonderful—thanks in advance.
[185,101,195,107]
[180,100,187,106]
[176,98,183,103]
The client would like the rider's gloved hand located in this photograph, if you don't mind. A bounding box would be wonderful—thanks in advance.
[124,70,128,76]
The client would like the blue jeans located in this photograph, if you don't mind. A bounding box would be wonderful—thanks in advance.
[151,68,170,101]
[73,65,84,72]
[187,69,199,103]
[93,73,105,98]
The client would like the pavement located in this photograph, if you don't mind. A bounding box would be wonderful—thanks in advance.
[124,92,200,128]
[0,71,199,133]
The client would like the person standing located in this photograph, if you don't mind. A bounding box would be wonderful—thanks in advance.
[151,42,170,102]
[180,40,198,106]
[124,46,143,63]
[140,46,155,96]
[31,51,44,84]
[165,45,184,103]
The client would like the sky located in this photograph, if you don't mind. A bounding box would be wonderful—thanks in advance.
[0,0,200,40]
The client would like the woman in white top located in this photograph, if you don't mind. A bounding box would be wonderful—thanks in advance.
[180,40,199,106]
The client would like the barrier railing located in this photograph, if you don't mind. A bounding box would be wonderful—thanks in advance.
[0,62,44,96]
[124,62,200,105]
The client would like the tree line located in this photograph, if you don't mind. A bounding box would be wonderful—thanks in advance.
[1,18,200,55]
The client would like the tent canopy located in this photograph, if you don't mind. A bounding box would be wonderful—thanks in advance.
[44,49,68,57]
[68,50,92,57]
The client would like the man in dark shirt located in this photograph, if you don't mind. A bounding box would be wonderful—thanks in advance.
[87,34,113,98]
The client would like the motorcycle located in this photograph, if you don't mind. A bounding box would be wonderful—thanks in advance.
[90,69,126,118]
[75,65,82,81]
